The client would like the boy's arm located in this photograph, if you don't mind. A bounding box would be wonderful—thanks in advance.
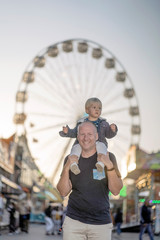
[104,122,118,139]
[59,125,78,138]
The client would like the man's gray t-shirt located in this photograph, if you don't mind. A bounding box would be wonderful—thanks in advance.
[65,152,121,225]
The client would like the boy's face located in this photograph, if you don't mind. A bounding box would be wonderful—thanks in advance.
[86,102,102,120]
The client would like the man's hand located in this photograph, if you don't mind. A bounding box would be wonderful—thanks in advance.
[97,153,113,169]
[64,155,79,171]
[62,125,69,134]
[110,123,116,132]
[97,153,123,196]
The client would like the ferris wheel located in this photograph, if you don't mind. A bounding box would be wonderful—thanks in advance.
[13,38,141,184]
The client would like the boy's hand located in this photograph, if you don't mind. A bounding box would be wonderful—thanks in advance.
[63,126,69,134]
[110,123,116,132]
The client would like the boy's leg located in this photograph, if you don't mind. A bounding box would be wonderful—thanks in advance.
[95,142,107,172]
[70,144,82,175]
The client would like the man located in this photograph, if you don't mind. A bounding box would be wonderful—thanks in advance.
[0,193,4,223]
[57,121,123,240]
[44,204,54,235]
[139,199,154,240]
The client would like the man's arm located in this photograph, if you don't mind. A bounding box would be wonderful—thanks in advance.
[107,169,123,196]
[56,155,78,197]
[98,153,123,195]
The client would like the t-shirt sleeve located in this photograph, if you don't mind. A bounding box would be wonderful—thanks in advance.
[59,155,69,177]
[106,152,121,178]
[63,155,69,166]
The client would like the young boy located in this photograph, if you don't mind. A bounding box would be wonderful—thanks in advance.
[59,97,118,174]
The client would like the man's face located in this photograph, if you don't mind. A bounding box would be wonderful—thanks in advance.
[77,123,98,152]
[145,199,149,206]
[86,102,102,119]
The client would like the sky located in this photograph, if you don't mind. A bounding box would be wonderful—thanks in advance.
[0,0,160,181]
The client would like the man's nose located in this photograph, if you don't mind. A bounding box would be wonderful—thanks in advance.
[84,134,89,140]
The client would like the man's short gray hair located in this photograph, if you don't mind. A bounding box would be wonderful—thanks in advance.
[77,121,97,135]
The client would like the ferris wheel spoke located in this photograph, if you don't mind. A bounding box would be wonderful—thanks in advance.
[113,120,131,126]
[35,76,71,111]
[56,53,83,106]
[47,59,73,93]
[27,122,74,134]
[92,68,109,97]
[46,58,65,85]
[87,60,99,97]
[36,71,66,100]
[35,74,61,98]
[83,47,93,97]
[73,50,85,97]
[59,53,77,89]
[87,55,103,97]
[103,107,129,116]
[101,82,123,104]
[28,112,70,119]
[45,60,76,106]
[117,133,130,142]
[102,92,124,108]
[100,75,119,99]
[29,133,61,151]
[28,90,62,110]
[110,142,127,158]
[51,138,73,182]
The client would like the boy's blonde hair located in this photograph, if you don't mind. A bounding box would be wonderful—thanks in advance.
[85,97,102,111]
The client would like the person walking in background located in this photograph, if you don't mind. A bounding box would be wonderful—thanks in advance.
[7,201,16,235]
[114,207,123,235]
[44,204,54,235]
[0,193,4,222]
[57,121,123,240]
[18,199,30,233]
[0,193,4,236]
[139,199,154,240]
[0,193,4,223]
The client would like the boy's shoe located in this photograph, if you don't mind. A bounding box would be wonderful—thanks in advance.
[95,161,104,172]
[70,162,81,175]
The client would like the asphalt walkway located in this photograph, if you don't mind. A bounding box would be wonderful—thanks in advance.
[0,223,159,240]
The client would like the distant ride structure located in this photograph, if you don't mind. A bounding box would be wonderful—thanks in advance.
[13,38,141,184]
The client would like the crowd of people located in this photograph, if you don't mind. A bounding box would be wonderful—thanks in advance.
[44,203,66,236]
[0,193,31,235]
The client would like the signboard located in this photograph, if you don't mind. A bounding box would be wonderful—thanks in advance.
[136,173,152,190]
[0,135,16,174]
[136,149,160,170]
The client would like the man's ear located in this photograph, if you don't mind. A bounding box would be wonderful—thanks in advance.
[96,132,98,141]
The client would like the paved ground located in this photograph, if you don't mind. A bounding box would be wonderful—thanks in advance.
[0,223,159,240]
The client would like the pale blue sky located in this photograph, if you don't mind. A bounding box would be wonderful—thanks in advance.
[0,0,160,156]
